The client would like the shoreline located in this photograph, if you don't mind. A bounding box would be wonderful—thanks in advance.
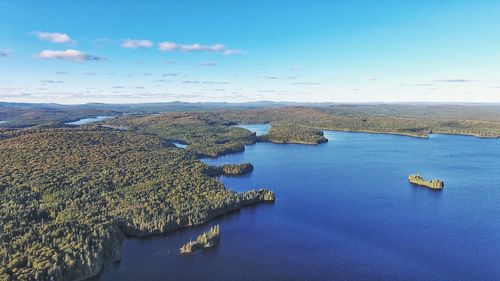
[84,188,274,280]
[20,123,498,281]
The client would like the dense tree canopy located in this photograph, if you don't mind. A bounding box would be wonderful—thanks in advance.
[0,127,273,281]
[2,103,500,280]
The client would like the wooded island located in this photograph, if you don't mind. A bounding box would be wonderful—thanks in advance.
[408,174,444,190]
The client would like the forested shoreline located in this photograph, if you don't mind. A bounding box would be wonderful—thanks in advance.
[2,103,500,280]
[0,126,274,281]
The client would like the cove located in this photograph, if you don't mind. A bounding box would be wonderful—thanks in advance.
[91,125,500,281]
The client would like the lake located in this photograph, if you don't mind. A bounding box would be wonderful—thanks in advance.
[172,142,188,149]
[235,123,270,136]
[92,125,500,281]
[65,116,113,125]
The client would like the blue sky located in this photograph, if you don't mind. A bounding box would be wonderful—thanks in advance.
[1,0,500,104]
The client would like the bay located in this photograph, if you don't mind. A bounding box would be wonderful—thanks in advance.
[93,125,500,281]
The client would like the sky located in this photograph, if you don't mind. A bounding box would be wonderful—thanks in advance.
[1,0,500,104]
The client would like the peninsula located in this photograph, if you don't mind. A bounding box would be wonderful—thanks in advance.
[408,174,444,190]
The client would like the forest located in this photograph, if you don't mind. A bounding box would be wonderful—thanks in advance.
[180,225,220,254]
[0,126,273,281]
[1,102,500,280]
[3,102,500,138]
[258,124,328,144]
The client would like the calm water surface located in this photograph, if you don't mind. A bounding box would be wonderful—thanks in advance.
[93,126,500,281]
[236,123,270,136]
[172,142,187,149]
[65,116,113,125]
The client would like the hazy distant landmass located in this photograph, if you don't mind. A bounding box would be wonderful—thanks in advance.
[2,101,500,138]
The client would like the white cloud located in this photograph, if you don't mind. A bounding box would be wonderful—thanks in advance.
[198,61,217,66]
[158,42,178,51]
[40,79,64,84]
[292,82,320,85]
[433,79,474,83]
[158,41,243,55]
[222,49,243,55]
[363,76,379,81]
[121,39,153,49]
[35,49,106,62]
[0,49,11,57]
[33,32,74,44]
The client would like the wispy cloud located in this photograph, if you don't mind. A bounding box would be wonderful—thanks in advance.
[40,79,64,84]
[363,76,379,81]
[292,82,320,85]
[221,49,244,55]
[432,79,475,83]
[162,73,180,77]
[265,76,278,80]
[290,65,300,71]
[0,49,11,57]
[201,81,228,84]
[323,76,344,80]
[55,71,68,75]
[158,41,243,55]
[33,32,74,44]
[121,39,153,49]
[399,83,433,87]
[35,49,106,62]
[83,72,97,75]
[198,61,217,66]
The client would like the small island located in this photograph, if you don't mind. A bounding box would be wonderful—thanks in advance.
[180,225,220,254]
[408,174,444,190]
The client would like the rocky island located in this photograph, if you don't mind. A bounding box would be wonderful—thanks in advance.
[408,174,444,190]
[180,225,220,254]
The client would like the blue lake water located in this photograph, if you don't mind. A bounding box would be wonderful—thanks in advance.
[173,142,188,149]
[65,116,113,125]
[236,123,270,136]
[93,126,500,281]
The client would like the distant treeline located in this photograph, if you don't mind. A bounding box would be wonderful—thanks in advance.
[3,103,500,138]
